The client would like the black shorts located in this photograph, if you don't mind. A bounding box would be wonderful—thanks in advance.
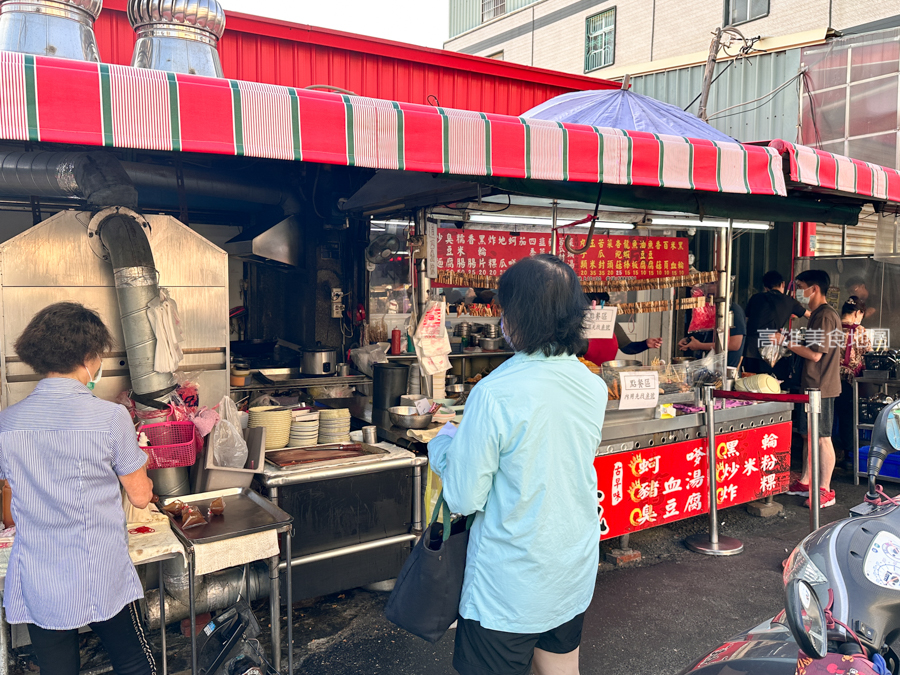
[453,613,585,675]
[795,396,835,438]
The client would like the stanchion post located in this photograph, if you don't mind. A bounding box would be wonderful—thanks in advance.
[685,385,744,556]
[807,388,821,532]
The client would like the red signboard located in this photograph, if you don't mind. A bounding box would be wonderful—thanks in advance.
[596,422,792,540]
[435,228,544,276]
[558,234,690,280]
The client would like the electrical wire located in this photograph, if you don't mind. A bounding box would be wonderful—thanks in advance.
[705,72,803,121]
[802,71,823,149]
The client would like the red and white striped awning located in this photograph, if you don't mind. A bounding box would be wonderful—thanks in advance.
[1,51,897,209]
[0,52,788,198]
[769,139,900,204]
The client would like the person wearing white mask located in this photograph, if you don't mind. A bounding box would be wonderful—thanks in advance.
[0,302,155,675]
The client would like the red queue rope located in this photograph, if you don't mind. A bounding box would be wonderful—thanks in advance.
[712,390,810,404]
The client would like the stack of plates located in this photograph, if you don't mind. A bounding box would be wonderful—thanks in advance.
[248,406,292,450]
[318,408,351,444]
[289,410,320,447]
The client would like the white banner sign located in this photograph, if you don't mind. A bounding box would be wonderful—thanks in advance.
[426,221,438,279]
[617,371,659,410]
[584,306,618,339]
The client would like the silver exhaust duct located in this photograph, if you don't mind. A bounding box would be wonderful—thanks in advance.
[0,0,102,61]
[128,0,226,77]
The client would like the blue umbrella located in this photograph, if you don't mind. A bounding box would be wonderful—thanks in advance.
[521,88,736,143]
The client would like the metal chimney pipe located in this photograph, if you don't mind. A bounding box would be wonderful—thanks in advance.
[0,0,102,61]
[127,0,226,77]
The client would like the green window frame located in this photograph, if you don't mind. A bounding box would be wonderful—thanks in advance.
[585,7,616,73]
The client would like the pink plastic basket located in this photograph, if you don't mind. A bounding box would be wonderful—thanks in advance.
[142,421,198,471]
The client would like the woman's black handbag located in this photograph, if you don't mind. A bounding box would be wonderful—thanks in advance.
[384,491,473,643]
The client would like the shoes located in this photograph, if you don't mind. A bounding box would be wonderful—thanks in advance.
[804,488,836,508]
[786,479,810,497]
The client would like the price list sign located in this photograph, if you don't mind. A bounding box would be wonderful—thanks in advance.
[433,228,548,278]
[557,234,689,280]
[595,422,792,540]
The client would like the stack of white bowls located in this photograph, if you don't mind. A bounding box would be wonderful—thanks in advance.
[318,408,351,444]
[289,410,320,447]
[248,406,292,450]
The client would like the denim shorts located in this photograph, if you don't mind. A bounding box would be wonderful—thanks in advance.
[796,396,835,438]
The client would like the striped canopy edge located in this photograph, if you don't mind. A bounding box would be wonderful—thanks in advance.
[0,51,794,197]
[769,139,900,205]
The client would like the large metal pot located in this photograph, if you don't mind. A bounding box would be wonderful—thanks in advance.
[302,346,337,375]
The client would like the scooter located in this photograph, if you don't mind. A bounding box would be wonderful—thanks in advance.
[678,400,900,675]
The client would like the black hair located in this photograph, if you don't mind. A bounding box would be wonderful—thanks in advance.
[14,302,115,376]
[841,295,867,317]
[762,270,784,290]
[845,276,867,290]
[497,254,587,357]
[796,269,831,296]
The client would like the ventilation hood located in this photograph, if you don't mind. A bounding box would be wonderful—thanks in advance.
[128,0,225,77]
[224,216,304,268]
[0,0,102,61]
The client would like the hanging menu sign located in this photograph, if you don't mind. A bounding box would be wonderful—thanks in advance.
[434,228,549,279]
[557,234,689,280]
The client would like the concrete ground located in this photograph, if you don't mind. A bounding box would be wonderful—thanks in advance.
[8,458,876,675]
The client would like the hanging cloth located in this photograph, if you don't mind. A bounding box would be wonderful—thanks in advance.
[147,288,185,373]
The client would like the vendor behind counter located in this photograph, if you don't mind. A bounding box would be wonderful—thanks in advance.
[583,293,662,367]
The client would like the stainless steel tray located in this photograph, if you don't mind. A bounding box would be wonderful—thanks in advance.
[265,442,389,469]
[162,487,292,545]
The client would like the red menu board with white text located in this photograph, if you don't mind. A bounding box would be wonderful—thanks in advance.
[557,234,690,280]
[595,422,792,540]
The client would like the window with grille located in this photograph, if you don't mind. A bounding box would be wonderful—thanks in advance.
[482,0,506,23]
[585,8,616,72]
[726,0,769,25]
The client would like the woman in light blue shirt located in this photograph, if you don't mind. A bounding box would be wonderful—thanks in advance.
[1,303,156,675]
[429,254,608,675]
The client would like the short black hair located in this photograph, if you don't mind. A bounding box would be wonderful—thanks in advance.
[497,254,587,357]
[842,295,867,317]
[762,270,784,289]
[14,302,115,376]
[796,269,831,296]
[845,276,867,290]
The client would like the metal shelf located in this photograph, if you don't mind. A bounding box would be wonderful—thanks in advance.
[386,351,514,361]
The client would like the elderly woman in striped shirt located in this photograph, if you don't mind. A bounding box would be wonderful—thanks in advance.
[0,303,156,675]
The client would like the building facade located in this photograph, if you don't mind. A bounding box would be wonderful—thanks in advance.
[446,0,898,78]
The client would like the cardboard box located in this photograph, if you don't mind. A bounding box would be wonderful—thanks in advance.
[192,426,266,492]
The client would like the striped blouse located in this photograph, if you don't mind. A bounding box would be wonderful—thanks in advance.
[0,378,148,629]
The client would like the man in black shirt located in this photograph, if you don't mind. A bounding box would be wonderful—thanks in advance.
[743,270,809,375]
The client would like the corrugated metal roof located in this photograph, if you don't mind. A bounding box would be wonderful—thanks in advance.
[95,0,616,116]
[629,49,802,143]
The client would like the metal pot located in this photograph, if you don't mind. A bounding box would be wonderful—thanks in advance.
[302,346,337,375]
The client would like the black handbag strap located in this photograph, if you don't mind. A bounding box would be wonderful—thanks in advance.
[431,490,474,543]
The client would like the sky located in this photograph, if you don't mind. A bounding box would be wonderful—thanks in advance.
[222,0,452,49]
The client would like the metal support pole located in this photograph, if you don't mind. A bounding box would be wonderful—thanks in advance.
[714,225,729,356]
[285,528,294,675]
[267,486,282,672]
[158,560,167,675]
[415,209,430,322]
[188,553,197,675]
[0,593,9,675]
[412,463,424,536]
[686,385,744,556]
[853,378,860,486]
[807,388,822,531]
[551,200,558,256]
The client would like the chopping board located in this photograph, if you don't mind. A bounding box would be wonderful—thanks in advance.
[266,444,367,467]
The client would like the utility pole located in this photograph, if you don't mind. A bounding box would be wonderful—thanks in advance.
[698,28,722,121]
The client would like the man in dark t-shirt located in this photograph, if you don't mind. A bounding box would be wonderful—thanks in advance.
[744,270,809,375]
[775,269,841,509]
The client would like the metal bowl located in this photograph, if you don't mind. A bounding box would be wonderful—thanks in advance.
[388,406,433,429]
[479,336,506,351]
[446,383,472,395]
[601,360,642,369]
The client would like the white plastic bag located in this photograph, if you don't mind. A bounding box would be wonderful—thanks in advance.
[212,396,249,468]
[350,343,389,377]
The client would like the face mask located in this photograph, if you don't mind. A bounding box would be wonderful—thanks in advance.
[796,288,811,307]
[501,316,515,352]
[84,363,103,391]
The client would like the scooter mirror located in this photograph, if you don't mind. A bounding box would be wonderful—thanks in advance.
[785,579,828,659]
[867,400,900,499]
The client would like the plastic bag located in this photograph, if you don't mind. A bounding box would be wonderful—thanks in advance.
[686,351,728,387]
[760,338,789,367]
[687,286,716,333]
[350,343,389,378]
[212,396,249,469]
